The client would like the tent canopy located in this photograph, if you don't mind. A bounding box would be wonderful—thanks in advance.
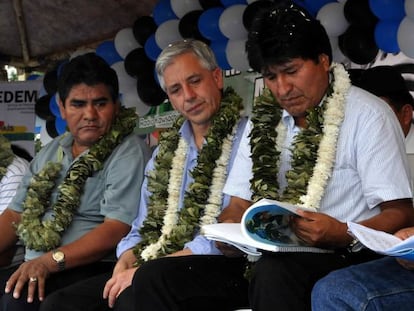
[0,0,157,72]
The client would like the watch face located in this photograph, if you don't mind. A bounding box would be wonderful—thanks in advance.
[53,251,65,262]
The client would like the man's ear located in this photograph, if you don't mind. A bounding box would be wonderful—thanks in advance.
[113,99,121,116]
[319,54,330,71]
[213,67,224,89]
[401,104,413,126]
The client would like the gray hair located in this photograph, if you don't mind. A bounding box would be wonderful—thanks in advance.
[155,39,218,91]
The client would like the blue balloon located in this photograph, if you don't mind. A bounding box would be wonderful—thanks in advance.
[96,41,123,65]
[220,0,246,7]
[304,0,334,16]
[38,85,47,97]
[292,0,315,16]
[369,0,405,21]
[152,0,177,26]
[27,74,40,80]
[374,20,400,53]
[198,7,227,41]
[49,94,61,118]
[210,39,231,70]
[144,34,162,62]
[55,117,67,135]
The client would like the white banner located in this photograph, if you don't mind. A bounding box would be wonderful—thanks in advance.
[0,80,42,157]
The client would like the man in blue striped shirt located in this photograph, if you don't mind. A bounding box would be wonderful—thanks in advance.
[0,136,29,214]
[0,135,29,267]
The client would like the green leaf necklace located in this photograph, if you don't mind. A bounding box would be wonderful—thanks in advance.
[16,107,137,251]
[250,63,350,209]
[133,87,244,265]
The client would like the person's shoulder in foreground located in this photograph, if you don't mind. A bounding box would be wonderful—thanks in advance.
[0,52,150,310]
[312,226,414,311]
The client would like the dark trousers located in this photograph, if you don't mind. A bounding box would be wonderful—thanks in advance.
[131,255,249,311]
[249,250,382,311]
[39,271,112,311]
[39,270,138,311]
[0,261,114,311]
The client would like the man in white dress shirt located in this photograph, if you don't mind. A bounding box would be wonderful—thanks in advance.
[354,65,414,185]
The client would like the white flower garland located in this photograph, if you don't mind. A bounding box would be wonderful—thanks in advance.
[298,63,349,209]
[200,124,238,224]
[140,138,188,261]
[141,123,238,261]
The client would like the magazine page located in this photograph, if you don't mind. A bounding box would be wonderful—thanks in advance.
[347,222,414,260]
[241,198,318,250]
[202,223,263,257]
[202,198,331,255]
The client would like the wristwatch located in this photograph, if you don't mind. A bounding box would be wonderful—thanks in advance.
[52,249,65,271]
[347,238,362,253]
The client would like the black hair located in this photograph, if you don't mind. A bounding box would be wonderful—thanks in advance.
[57,53,119,104]
[354,65,414,111]
[246,2,332,73]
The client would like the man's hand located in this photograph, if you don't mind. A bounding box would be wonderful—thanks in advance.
[395,227,414,240]
[396,258,414,270]
[103,267,138,308]
[4,258,51,303]
[394,227,414,270]
[112,249,136,276]
[218,197,251,224]
[292,210,349,248]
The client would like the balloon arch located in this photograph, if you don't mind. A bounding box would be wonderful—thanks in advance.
[35,0,414,138]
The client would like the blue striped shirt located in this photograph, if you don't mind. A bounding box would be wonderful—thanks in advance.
[224,86,412,222]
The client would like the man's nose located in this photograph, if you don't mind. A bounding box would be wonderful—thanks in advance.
[276,75,293,97]
[182,84,196,101]
[84,104,98,120]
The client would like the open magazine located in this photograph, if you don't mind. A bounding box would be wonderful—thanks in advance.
[202,198,333,256]
[347,221,414,260]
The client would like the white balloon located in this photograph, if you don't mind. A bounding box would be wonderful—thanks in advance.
[170,0,202,18]
[226,39,250,71]
[121,84,151,117]
[111,61,137,95]
[398,17,414,58]
[38,118,53,146]
[329,36,348,63]
[329,36,339,51]
[316,2,348,37]
[114,28,141,59]
[405,0,414,20]
[219,5,248,40]
[333,45,348,64]
[155,19,183,50]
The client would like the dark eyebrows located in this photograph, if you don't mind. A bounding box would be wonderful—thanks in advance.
[92,96,110,104]
[69,96,110,105]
